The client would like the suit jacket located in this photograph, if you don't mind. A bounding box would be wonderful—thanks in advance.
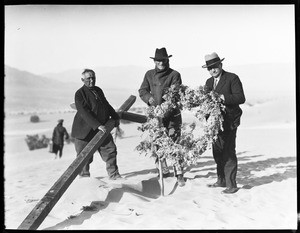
[205,70,246,130]
[71,85,119,140]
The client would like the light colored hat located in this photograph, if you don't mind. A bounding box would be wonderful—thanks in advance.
[202,52,225,68]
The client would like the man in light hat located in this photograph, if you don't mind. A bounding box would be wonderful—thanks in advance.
[52,119,69,159]
[203,52,245,194]
[139,47,185,187]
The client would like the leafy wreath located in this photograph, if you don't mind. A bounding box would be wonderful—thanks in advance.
[136,84,225,167]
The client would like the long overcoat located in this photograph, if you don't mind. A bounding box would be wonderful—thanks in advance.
[52,124,69,145]
[139,68,181,105]
[139,67,182,118]
[205,70,246,130]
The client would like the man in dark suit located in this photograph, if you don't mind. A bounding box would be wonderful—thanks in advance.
[203,52,245,194]
[71,69,122,179]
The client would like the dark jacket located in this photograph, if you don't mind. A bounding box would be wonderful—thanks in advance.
[52,124,69,145]
[205,70,246,130]
[71,85,119,140]
[139,67,182,118]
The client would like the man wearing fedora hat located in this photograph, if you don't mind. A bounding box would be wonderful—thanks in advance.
[203,52,245,194]
[139,47,185,187]
[52,119,69,159]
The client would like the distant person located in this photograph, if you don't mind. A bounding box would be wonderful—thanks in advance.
[71,69,122,179]
[139,47,185,187]
[52,119,69,159]
[203,52,245,194]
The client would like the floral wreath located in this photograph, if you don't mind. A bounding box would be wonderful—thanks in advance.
[136,84,225,167]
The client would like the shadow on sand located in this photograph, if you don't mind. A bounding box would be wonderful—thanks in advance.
[184,152,296,190]
[43,151,296,230]
[43,177,164,230]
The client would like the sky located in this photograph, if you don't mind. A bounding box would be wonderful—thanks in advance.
[5,4,295,75]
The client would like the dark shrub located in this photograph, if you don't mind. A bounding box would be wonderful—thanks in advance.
[25,134,50,150]
[30,115,40,123]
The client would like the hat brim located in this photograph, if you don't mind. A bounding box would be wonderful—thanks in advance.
[202,58,225,68]
[150,55,172,60]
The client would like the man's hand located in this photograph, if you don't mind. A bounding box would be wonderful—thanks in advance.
[114,119,120,127]
[98,125,106,134]
[148,97,156,106]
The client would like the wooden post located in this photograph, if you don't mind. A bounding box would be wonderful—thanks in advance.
[120,111,147,124]
[18,95,137,230]
[117,95,137,114]
[157,117,165,196]
[158,158,164,196]
[151,136,164,197]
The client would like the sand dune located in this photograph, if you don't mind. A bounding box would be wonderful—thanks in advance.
[4,95,297,229]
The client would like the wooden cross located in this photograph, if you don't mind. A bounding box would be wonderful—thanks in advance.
[18,95,150,230]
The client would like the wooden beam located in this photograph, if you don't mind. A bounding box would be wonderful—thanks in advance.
[70,95,136,112]
[117,95,136,112]
[120,111,147,124]
[18,96,137,230]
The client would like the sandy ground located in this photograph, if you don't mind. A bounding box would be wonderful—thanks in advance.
[3,95,298,230]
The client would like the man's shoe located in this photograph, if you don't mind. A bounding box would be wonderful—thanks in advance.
[109,173,124,180]
[207,180,226,188]
[177,175,185,187]
[221,187,239,194]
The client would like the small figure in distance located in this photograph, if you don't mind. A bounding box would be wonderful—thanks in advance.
[52,119,69,159]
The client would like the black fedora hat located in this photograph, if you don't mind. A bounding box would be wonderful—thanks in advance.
[150,47,172,60]
[202,52,225,68]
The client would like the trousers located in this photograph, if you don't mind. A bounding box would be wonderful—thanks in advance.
[53,143,64,158]
[212,128,238,188]
[155,113,183,176]
[74,133,119,178]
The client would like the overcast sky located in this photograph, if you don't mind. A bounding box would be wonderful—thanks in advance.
[5,4,295,75]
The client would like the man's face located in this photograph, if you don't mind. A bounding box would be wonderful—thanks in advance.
[154,59,168,70]
[207,63,223,78]
[81,72,96,88]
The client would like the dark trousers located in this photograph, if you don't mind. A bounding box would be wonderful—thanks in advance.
[156,114,183,176]
[53,144,63,158]
[212,128,238,188]
[74,133,119,178]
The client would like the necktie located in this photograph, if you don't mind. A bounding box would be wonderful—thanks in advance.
[90,89,98,99]
[213,79,218,90]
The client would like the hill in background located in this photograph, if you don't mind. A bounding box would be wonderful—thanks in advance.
[5,65,80,113]
[4,62,295,114]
